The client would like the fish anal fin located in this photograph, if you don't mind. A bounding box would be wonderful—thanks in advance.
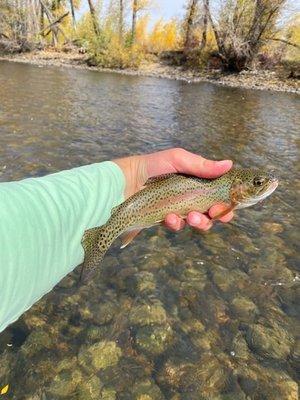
[120,229,142,249]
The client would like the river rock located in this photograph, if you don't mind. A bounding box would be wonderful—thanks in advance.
[131,379,165,400]
[231,334,250,360]
[231,296,258,322]
[101,387,117,400]
[78,340,122,372]
[237,363,298,400]
[245,323,293,359]
[90,301,119,324]
[77,375,102,400]
[20,329,53,356]
[129,304,167,326]
[135,324,174,355]
[182,354,228,396]
[46,369,82,397]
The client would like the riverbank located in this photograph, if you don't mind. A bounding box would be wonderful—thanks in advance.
[0,49,299,93]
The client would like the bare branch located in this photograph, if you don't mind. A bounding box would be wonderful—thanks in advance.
[265,37,300,49]
[39,11,69,36]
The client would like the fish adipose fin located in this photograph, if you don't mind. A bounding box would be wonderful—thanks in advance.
[120,229,142,249]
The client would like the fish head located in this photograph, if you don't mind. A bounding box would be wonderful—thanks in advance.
[229,169,278,209]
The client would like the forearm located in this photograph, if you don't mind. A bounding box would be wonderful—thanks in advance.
[0,161,125,332]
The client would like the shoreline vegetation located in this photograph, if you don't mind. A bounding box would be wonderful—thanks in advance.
[0,48,299,93]
[0,0,299,93]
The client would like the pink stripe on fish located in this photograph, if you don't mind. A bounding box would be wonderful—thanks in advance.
[144,187,218,213]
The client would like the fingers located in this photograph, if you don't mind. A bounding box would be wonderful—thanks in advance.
[164,213,185,232]
[164,212,212,232]
[146,148,233,179]
[186,211,212,231]
[164,204,234,233]
[209,203,234,223]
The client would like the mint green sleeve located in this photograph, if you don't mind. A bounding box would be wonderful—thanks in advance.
[0,161,125,332]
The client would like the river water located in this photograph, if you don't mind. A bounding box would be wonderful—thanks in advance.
[0,61,299,399]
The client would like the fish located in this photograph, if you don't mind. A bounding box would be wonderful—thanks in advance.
[80,168,278,283]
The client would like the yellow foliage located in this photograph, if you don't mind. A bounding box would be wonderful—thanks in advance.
[0,384,9,395]
[148,19,180,53]
[135,15,150,47]
[285,14,300,62]
[76,13,97,43]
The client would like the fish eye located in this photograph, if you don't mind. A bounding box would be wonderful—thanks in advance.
[253,177,265,187]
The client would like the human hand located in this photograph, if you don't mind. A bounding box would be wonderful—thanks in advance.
[114,148,233,232]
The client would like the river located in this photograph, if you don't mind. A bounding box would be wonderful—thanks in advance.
[0,61,299,399]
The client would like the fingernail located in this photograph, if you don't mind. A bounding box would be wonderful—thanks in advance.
[218,160,232,168]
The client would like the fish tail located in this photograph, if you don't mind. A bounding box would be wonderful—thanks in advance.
[80,224,116,284]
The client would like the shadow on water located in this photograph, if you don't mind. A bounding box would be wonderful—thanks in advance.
[0,61,299,399]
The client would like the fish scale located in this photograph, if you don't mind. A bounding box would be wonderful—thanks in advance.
[80,168,278,284]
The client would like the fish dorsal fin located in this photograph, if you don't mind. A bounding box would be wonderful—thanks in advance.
[145,173,176,186]
[120,229,142,249]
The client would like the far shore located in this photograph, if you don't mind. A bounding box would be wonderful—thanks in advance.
[0,49,299,94]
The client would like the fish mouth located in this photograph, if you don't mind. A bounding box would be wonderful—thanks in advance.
[256,180,279,202]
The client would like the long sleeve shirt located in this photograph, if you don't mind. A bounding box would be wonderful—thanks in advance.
[0,161,125,332]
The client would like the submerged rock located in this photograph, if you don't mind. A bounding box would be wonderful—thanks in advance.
[231,296,258,322]
[135,324,174,355]
[182,355,228,396]
[131,379,165,400]
[231,334,250,360]
[245,323,293,359]
[20,329,53,356]
[77,375,102,400]
[78,340,122,372]
[90,302,119,324]
[236,363,298,400]
[46,369,82,397]
[101,387,117,400]
[129,304,167,326]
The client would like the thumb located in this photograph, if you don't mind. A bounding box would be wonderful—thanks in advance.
[146,148,233,179]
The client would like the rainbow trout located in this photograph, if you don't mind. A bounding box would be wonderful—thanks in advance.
[80,168,278,283]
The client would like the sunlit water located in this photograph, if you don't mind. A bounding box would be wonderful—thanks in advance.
[0,61,299,400]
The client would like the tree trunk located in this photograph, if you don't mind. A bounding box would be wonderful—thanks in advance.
[69,0,76,26]
[87,0,100,36]
[40,1,44,33]
[119,0,124,43]
[200,0,209,50]
[131,0,138,44]
[39,0,58,45]
[184,0,198,52]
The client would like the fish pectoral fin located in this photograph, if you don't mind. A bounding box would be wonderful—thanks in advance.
[211,202,237,221]
[120,229,142,249]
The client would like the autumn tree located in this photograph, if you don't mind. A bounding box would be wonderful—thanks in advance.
[184,0,199,52]
[148,18,179,53]
[131,0,151,44]
[200,0,209,50]
[87,0,100,36]
[119,0,124,42]
[207,0,288,71]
